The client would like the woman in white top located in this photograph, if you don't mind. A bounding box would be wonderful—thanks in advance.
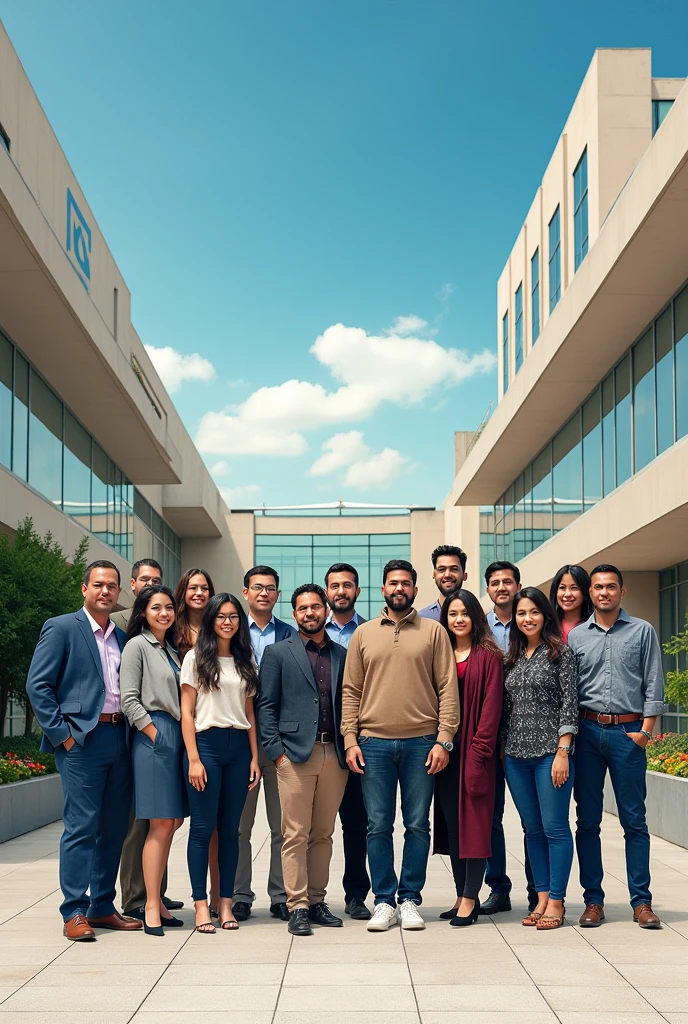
[181,593,260,933]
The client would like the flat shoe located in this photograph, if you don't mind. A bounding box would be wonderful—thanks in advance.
[522,911,543,926]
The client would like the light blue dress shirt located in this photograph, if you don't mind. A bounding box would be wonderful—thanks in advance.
[487,609,512,654]
[248,615,276,666]
[418,599,441,621]
[325,611,361,650]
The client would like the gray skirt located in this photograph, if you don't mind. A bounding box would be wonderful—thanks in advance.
[132,711,188,820]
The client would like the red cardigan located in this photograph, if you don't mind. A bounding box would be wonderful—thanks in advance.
[433,645,504,860]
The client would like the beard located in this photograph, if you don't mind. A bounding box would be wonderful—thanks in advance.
[438,578,463,597]
[329,594,356,614]
[384,592,415,613]
[299,618,325,634]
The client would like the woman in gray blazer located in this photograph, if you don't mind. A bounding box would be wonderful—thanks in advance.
[121,586,187,936]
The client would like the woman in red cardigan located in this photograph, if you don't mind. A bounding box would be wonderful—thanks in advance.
[434,589,504,926]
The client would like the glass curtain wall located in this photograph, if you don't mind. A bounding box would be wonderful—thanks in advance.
[514,285,523,373]
[659,561,688,734]
[548,207,561,313]
[254,533,411,621]
[502,313,509,393]
[531,249,540,343]
[573,149,589,271]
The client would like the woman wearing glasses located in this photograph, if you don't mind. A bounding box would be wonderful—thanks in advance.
[180,594,261,932]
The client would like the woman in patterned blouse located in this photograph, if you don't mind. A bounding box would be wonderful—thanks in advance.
[502,587,578,931]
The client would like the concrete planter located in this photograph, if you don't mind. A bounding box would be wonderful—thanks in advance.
[0,773,63,843]
[604,770,688,849]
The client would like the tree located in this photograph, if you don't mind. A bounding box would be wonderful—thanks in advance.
[663,619,688,715]
[0,518,88,735]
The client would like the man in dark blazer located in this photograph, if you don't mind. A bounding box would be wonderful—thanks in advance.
[257,583,349,936]
[26,560,141,940]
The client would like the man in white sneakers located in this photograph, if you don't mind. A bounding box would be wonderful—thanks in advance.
[342,560,459,932]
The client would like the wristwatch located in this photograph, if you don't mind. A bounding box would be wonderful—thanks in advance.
[640,729,653,741]
[438,740,454,752]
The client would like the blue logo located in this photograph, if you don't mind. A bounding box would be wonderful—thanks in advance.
[66,188,91,289]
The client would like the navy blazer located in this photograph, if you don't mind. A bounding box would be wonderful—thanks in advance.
[273,616,297,642]
[26,608,126,753]
[256,633,347,768]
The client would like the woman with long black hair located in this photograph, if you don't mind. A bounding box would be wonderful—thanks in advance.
[174,568,215,662]
[435,589,504,926]
[549,564,593,642]
[502,587,578,931]
[120,585,187,935]
[180,593,261,933]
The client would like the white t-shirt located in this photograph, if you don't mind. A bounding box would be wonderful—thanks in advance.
[180,649,251,733]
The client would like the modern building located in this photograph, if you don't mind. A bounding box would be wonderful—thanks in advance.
[448,49,688,731]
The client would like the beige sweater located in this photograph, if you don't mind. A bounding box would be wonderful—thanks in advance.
[341,607,459,748]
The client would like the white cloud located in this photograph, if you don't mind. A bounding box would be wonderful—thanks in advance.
[195,321,495,456]
[385,314,429,337]
[145,345,215,393]
[209,460,230,477]
[345,448,408,490]
[308,431,368,476]
[437,282,454,302]
[219,483,261,507]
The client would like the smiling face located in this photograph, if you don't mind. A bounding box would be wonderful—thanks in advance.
[213,600,241,644]
[243,573,280,618]
[446,598,472,643]
[326,571,360,615]
[487,570,519,612]
[185,573,211,613]
[557,572,584,617]
[382,570,417,613]
[514,597,545,642]
[82,566,121,617]
[590,571,625,613]
[293,591,327,635]
[145,592,175,636]
[433,555,466,598]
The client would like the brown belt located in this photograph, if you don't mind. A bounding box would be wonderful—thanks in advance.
[98,712,125,724]
[579,709,641,725]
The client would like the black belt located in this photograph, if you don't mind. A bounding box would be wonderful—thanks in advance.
[315,731,334,743]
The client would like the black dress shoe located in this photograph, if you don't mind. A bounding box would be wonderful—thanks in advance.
[308,901,343,927]
[270,902,290,922]
[288,908,313,936]
[162,897,184,911]
[478,892,512,915]
[345,898,372,921]
[232,902,251,922]
[439,906,459,920]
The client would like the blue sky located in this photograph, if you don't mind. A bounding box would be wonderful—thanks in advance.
[3,0,687,509]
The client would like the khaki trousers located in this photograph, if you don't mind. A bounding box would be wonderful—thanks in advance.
[234,744,286,904]
[119,811,168,913]
[277,742,348,911]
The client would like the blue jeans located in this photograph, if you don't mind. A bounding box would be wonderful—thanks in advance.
[54,721,132,921]
[359,735,436,906]
[485,755,536,900]
[573,717,651,908]
[504,753,574,901]
[185,728,251,901]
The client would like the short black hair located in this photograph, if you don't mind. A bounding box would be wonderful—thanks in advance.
[484,560,521,586]
[431,544,467,571]
[131,558,163,580]
[83,560,121,587]
[382,559,417,585]
[244,565,279,589]
[590,564,624,587]
[291,583,328,610]
[325,562,359,587]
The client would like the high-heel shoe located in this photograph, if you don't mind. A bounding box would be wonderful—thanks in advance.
[160,914,184,927]
[439,906,460,920]
[143,912,164,937]
[450,898,480,927]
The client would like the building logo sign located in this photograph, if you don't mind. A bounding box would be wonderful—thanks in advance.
[66,188,91,289]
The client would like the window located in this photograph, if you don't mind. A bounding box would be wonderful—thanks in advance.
[615,355,632,487]
[29,370,63,507]
[659,561,688,733]
[582,390,601,511]
[531,249,540,343]
[64,411,92,525]
[548,207,561,313]
[656,306,674,455]
[652,99,674,135]
[573,149,588,271]
[531,445,553,545]
[632,329,655,472]
[552,413,582,534]
[676,284,688,440]
[12,351,29,481]
[502,312,509,393]
[514,285,523,373]
[601,373,615,496]
[0,121,9,153]
[0,334,11,469]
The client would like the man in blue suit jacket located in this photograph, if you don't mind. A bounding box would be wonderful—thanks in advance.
[26,560,141,941]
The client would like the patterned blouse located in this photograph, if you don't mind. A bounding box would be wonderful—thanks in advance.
[502,643,578,758]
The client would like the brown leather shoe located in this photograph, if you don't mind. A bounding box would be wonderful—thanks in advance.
[578,904,605,927]
[63,913,96,941]
[87,911,142,931]
[633,903,661,929]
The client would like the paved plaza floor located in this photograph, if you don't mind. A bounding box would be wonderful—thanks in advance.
[1,794,688,1024]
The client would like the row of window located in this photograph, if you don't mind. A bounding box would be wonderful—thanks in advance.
[0,327,181,581]
[659,561,688,734]
[484,279,688,569]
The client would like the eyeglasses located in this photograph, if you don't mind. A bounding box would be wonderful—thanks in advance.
[216,613,240,624]
[249,584,278,594]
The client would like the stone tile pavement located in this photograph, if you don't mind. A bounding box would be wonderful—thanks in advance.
[1,794,688,1023]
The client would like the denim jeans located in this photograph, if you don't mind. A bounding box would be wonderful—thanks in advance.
[504,753,574,901]
[573,717,651,908]
[485,755,536,900]
[359,735,436,906]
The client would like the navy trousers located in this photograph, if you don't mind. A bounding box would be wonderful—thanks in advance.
[485,755,537,901]
[339,771,371,903]
[53,721,132,922]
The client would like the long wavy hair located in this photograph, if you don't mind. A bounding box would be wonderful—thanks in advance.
[549,564,593,624]
[125,585,177,647]
[173,568,215,654]
[194,593,258,697]
[439,588,502,658]
[506,587,566,669]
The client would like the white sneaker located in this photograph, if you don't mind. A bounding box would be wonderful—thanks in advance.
[367,903,398,932]
[398,900,425,930]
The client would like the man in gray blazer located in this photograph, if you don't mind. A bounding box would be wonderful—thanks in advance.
[257,584,348,936]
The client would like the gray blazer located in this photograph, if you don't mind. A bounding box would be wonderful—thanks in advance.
[120,630,182,730]
[111,607,132,632]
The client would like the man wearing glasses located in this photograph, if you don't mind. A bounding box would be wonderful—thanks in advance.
[232,566,296,922]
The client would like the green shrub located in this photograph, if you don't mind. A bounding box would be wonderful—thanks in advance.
[0,737,56,782]
[646,733,688,778]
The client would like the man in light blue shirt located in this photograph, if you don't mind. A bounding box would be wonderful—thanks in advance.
[418,545,467,620]
[324,562,371,921]
[234,566,295,923]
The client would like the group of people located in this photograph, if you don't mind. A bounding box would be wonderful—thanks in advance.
[25,543,666,941]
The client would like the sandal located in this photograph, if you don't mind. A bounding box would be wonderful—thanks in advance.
[537,908,566,931]
[195,921,216,934]
[220,919,239,930]
[522,911,543,926]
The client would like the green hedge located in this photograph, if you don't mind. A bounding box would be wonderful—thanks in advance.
[0,736,56,786]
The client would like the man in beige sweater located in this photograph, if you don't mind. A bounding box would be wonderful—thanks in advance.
[342,559,459,932]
